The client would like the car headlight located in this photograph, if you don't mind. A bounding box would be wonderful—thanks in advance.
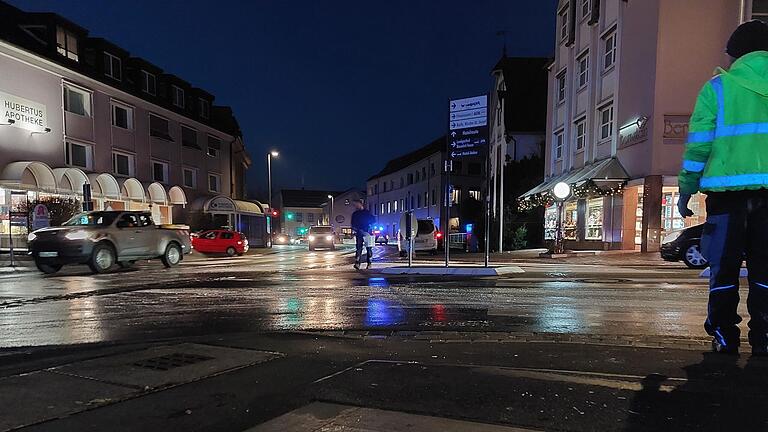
[27,232,37,242]
[662,230,683,245]
[65,230,92,240]
[325,235,333,241]
[308,235,316,241]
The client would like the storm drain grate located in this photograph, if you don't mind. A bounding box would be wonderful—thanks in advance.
[132,353,215,371]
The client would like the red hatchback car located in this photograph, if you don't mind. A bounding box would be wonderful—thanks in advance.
[191,230,249,256]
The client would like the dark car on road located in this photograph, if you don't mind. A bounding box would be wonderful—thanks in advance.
[660,224,708,269]
[308,225,335,251]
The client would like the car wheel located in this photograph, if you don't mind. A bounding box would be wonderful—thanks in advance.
[161,243,182,268]
[683,242,708,269]
[226,246,236,257]
[118,261,136,269]
[89,243,115,274]
[35,261,62,274]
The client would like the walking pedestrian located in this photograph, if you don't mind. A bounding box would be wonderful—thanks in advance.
[678,20,768,355]
[350,199,375,270]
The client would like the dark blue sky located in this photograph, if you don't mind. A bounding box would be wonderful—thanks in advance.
[13,0,556,198]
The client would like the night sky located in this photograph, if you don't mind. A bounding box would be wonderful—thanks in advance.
[12,0,556,198]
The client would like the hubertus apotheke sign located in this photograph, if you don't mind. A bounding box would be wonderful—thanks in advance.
[0,90,47,132]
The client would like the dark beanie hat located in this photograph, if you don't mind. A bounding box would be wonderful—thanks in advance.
[727,20,768,58]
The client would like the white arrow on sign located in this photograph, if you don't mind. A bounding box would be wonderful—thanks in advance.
[450,131,456,137]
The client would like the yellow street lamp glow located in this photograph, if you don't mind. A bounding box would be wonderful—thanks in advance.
[553,182,571,201]
[270,151,279,157]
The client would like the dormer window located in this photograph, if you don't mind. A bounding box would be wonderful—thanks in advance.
[103,52,121,81]
[199,98,210,119]
[172,85,185,108]
[56,27,78,62]
[141,70,156,95]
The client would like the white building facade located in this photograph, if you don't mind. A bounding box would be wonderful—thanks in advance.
[522,0,756,251]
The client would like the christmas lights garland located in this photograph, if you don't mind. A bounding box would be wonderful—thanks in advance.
[517,180,626,211]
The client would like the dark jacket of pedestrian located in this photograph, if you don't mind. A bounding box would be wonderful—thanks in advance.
[350,208,375,235]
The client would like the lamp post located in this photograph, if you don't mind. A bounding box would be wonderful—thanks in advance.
[552,182,572,255]
[327,194,334,228]
[267,150,279,245]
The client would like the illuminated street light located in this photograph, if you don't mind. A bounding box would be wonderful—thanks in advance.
[551,182,572,254]
[267,150,279,247]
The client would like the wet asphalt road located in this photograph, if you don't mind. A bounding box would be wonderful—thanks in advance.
[0,244,720,348]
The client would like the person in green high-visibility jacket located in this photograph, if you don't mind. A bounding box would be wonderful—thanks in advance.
[678,20,768,355]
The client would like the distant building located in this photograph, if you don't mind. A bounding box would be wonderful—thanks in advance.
[366,136,484,240]
[520,0,751,251]
[320,189,366,238]
[488,55,549,250]
[0,1,262,248]
[276,189,342,237]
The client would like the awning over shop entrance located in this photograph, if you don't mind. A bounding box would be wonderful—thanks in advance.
[168,186,187,206]
[53,167,89,194]
[119,177,145,202]
[88,173,120,199]
[146,182,168,205]
[0,161,57,191]
[202,195,265,216]
[519,157,629,201]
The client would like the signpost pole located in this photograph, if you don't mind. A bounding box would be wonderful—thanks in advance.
[484,131,491,268]
[444,160,451,268]
[7,212,13,268]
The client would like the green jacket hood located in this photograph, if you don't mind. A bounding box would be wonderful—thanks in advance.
[724,51,768,96]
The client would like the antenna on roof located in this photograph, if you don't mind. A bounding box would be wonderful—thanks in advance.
[496,30,509,57]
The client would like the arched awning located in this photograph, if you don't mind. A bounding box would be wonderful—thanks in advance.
[168,185,187,205]
[120,177,145,202]
[0,161,57,191]
[53,167,89,194]
[147,182,168,204]
[203,195,236,213]
[87,173,120,199]
[236,200,264,216]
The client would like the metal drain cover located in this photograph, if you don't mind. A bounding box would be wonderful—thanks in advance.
[133,352,215,371]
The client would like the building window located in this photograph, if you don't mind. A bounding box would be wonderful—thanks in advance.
[431,163,435,176]
[453,161,462,174]
[422,166,426,179]
[415,171,420,182]
[111,101,133,130]
[103,52,121,81]
[400,198,405,211]
[183,168,197,188]
[599,104,614,141]
[181,126,200,149]
[556,70,567,103]
[564,201,578,240]
[577,52,589,89]
[411,196,415,209]
[172,85,185,108]
[431,189,436,206]
[393,199,398,212]
[450,187,461,205]
[400,177,404,188]
[152,160,169,183]
[603,31,617,71]
[381,203,386,215]
[63,85,91,117]
[468,163,482,175]
[575,119,586,150]
[112,151,134,177]
[207,136,221,157]
[65,141,93,170]
[585,198,604,240]
[199,98,210,119]
[387,202,392,214]
[295,212,304,222]
[383,182,388,192]
[141,70,156,95]
[408,174,414,185]
[559,7,569,42]
[754,0,768,22]
[417,194,421,208]
[554,130,564,160]
[374,184,379,194]
[581,0,591,19]
[56,27,78,61]
[469,189,481,201]
[149,114,172,140]
[208,173,221,193]
[307,213,316,223]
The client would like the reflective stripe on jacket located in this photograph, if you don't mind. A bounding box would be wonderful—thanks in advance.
[679,51,768,194]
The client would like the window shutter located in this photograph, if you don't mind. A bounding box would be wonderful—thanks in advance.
[589,0,600,25]
[567,1,577,46]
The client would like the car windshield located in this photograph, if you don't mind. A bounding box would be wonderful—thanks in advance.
[311,227,332,234]
[63,212,119,227]
[417,220,435,235]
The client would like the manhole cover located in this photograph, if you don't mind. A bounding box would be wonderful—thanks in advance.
[133,353,214,371]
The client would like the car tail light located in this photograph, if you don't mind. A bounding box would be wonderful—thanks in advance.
[435,231,443,239]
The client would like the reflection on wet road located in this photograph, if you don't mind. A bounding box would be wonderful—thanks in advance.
[0,245,721,348]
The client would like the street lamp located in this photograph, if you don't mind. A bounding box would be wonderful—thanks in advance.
[551,182,572,254]
[327,194,334,229]
[267,150,279,246]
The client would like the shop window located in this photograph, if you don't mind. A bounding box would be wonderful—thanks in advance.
[544,205,558,240]
[103,52,121,81]
[152,161,169,183]
[585,198,603,240]
[65,141,92,170]
[56,27,78,61]
[172,85,185,108]
[149,114,172,140]
[112,151,134,177]
[141,70,156,95]
[563,201,578,240]
[183,168,197,188]
[111,101,133,130]
[64,85,91,117]
[208,173,221,193]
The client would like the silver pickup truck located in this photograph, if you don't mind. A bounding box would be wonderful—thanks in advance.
[28,211,192,274]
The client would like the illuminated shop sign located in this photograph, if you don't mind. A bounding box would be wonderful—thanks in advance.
[0,90,47,132]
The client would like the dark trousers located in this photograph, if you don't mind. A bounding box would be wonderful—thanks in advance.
[355,234,372,265]
[702,191,768,348]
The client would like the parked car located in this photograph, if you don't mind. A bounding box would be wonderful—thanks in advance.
[398,219,440,256]
[273,233,290,245]
[191,229,249,256]
[28,211,192,274]
[308,225,335,251]
[660,224,708,269]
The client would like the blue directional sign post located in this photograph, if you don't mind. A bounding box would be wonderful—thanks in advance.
[444,94,490,268]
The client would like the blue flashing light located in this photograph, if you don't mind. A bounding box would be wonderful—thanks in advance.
[465,223,474,233]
